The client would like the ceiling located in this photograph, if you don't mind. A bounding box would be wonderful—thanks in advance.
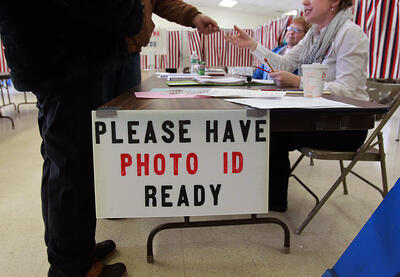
[184,0,303,17]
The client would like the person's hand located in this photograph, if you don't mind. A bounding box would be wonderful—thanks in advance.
[225,25,257,51]
[269,71,301,88]
[193,14,219,34]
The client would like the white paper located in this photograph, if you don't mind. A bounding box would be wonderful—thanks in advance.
[166,75,211,81]
[158,73,198,79]
[251,79,275,85]
[195,77,245,84]
[204,89,286,98]
[225,96,358,109]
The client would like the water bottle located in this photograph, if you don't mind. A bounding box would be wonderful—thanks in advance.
[198,61,205,75]
[190,51,199,74]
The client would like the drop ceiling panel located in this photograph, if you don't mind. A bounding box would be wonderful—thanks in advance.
[184,0,303,17]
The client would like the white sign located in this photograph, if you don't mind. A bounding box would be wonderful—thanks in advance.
[141,28,168,55]
[92,110,269,218]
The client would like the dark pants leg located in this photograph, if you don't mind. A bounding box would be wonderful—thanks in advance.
[102,52,141,103]
[269,130,368,210]
[37,103,50,246]
[33,78,103,277]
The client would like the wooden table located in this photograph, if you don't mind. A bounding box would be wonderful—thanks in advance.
[104,76,388,132]
[100,76,389,262]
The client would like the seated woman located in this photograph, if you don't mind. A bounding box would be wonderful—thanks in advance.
[227,0,369,211]
[253,16,311,79]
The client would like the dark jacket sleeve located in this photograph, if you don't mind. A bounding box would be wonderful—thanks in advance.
[153,0,201,27]
[55,0,144,36]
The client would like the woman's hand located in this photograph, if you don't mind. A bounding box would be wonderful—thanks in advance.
[225,25,257,51]
[269,71,301,88]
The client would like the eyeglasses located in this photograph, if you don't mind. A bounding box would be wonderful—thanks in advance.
[287,26,304,33]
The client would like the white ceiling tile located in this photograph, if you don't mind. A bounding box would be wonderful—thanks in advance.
[185,0,302,17]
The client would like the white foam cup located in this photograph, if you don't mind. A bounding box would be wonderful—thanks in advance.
[302,63,328,97]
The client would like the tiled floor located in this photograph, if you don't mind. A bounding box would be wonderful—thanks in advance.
[1,88,399,276]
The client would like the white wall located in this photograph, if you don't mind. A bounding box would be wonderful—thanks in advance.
[152,5,274,30]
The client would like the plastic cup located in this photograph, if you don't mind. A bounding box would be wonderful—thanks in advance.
[302,64,328,97]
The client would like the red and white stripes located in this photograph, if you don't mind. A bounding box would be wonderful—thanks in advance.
[354,0,400,79]
[0,37,10,73]
[204,29,254,67]
[140,30,182,70]
[187,30,203,61]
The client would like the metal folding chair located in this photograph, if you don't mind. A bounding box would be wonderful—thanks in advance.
[289,88,400,235]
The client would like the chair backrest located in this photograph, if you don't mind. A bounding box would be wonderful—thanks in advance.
[367,80,400,105]
[362,84,400,149]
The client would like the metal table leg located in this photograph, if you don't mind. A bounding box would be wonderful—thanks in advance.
[146,214,290,263]
[0,81,16,129]
[17,91,36,113]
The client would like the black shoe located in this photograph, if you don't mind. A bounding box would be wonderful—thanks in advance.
[94,240,116,260]
[269,204,287,212]
[86,261,126,277]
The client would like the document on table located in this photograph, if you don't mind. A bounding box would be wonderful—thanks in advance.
[158,73,198,79]
[251,79,275,85]
[195,77,246,85]
[135,91,210,98]
[204,88,286,98]
[166,75,211,81]
[137,88,286,98]
[225,96,358,109]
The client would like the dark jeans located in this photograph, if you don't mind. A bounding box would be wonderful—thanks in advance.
[269,130,368,209]
[102,52,141,103]
[34,78,103,277]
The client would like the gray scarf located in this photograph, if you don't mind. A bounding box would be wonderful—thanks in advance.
[299,8,353,68]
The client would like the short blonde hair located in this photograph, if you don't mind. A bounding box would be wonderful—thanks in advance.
[292,17,312,34]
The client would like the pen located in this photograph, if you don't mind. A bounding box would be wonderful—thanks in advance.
[254,66,272,74]
[263,58,275,72]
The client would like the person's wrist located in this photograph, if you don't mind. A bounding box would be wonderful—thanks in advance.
[191,13,202,28]
[294,76,301,88]
[250,41,257,51]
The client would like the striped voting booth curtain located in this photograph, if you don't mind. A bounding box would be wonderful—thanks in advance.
[253,17,291,66]
[354,0,400,79]
[166,30,181,69]
[187,30,203,62]
[256,17,289,53]
[0,37,10,73]
[140,30,182,70]
[216,29,254,67]
[204,30,225,67]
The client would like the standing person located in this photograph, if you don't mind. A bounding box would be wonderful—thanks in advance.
[102,0,219,103]
[252,17,311,79]
[226,0,369,211]
[0,1,143,276]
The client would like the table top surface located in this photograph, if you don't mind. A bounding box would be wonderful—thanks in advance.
[0,73,11,80]
[104,76,388,115]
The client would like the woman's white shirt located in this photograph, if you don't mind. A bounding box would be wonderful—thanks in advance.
[252,20,369,101]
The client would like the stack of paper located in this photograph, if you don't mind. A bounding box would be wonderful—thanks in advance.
[205,68,226,76]
[194,77,245,85]
[204,88,286,98]
[251,79,275,85]
[166,75,210,81]
[158,73,198,80]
